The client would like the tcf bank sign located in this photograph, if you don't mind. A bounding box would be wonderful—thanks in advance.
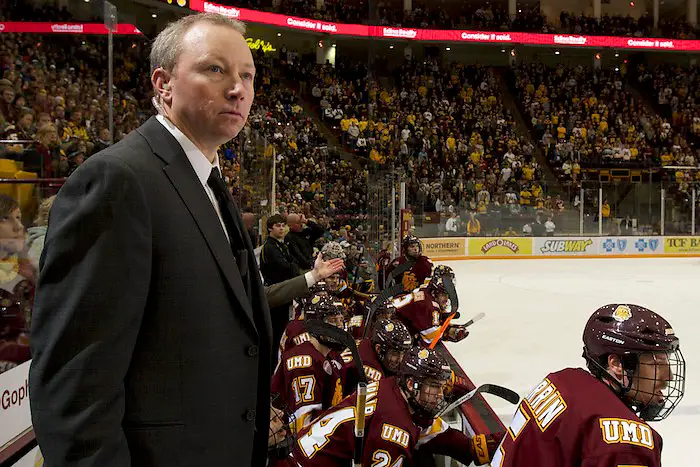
[665,236,700,254]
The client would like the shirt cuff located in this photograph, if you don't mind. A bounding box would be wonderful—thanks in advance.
[305,271,317,288]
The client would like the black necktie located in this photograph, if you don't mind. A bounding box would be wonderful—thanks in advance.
[207,167,250,288]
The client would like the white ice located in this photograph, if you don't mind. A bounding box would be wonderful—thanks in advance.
[439,257,698,466]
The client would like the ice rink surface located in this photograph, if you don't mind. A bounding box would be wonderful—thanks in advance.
[438,257,698,466]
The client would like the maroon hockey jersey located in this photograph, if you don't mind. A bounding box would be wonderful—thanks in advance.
[289,377,475,467]
[278,319,311,360]
[493,367,663,467]
[339,338,386,393]
[388,255,433,293]
[271,341,345,431]
[393,286,443,345]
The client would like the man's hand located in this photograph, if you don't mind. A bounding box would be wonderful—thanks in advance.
[444,324,470,342]
[312,254,345,281]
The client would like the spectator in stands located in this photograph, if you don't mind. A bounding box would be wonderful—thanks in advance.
[0,194,33,374]
[26,195,55,271]
[285,213,324,269]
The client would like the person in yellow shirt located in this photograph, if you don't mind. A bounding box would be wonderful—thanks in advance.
[532,183,543,199]
[519,189,532,205]
[602,200,611,218]
[467,215,481,235]
[503,226,517,236]
[598,118,608,133]
[340,118,351,132]
[446,134,456,151]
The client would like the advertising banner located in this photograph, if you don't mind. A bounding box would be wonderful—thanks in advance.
[188,0,700,51]
[535,237,595,255]
[664,236,700,254]
[468,237,533,256]
[0,361,32,450]
[0,22,140,35]
[421,238,466,258]
[598,237,662,255]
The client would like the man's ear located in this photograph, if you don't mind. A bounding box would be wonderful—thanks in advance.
[607,354,624,381]
[151,67,172,103]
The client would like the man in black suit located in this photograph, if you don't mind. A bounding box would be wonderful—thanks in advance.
[29,13,271,467]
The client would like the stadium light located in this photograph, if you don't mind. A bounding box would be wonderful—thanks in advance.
[152,13,157,18]
[389,45,394,49]
[554,50,560,55]
[445,46,451,51]
[277,32,281,36]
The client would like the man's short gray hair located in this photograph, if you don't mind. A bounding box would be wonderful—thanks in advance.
[150,13,247,74]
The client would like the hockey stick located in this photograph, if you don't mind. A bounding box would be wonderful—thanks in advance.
[353,382,367,467]
[428,312,486,349]
[386,259,416,287]
[303,320,368,466]
[362,283,405,338]
[436,383,520,419]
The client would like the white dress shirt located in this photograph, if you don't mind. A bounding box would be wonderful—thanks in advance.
[155,114,229,243]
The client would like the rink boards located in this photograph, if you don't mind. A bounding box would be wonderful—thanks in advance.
[422,235,700,260]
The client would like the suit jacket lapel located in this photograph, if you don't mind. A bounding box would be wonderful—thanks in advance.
[136,118,257,334]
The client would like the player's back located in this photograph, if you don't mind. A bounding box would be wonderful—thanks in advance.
[494,367,662,467]
[393,286,441,344]
[271,340,344,430]
[280,319,310,354]
[291,377,421,467]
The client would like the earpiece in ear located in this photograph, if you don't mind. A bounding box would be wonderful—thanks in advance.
[163,84,170,90]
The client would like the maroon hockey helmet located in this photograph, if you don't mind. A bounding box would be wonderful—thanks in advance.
[582,304,685,421]
[304,295,346,350]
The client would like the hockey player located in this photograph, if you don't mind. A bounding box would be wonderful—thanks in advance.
[394,265,470,345]
[287,346,503,466]
[342,317,414,390]
[278,284,330,362]
[493,304,686,467]
[271,296,348,432]
[387,234,434,292]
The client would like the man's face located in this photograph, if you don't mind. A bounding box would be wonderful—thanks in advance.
[435,291,449,311]
[381,347,406,375]
[100,128,110,141]
[270,222,286,239]
[406,243,420,258]
[157,22,255,150]
[415,377,448,414]
[2,88,14,104]
[38,114,51,127]
[19,113,33,128]
[627,352,672,407]
[325,273,342,292]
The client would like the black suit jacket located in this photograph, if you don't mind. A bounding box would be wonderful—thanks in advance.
[29,117,273,467]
